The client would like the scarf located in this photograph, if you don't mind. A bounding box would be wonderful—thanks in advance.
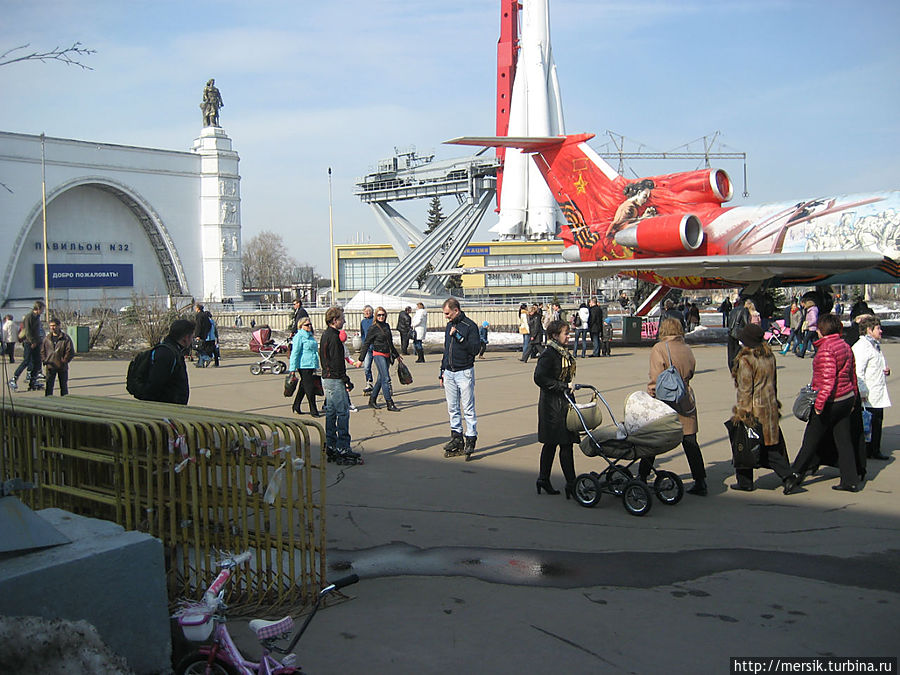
[546,338,576,383]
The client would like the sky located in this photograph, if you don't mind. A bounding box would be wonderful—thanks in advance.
[2,0,899,277]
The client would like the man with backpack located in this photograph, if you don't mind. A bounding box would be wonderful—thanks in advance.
[130,319,194,404]
[9,300,45,391]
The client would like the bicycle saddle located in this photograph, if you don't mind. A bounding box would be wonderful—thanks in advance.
[249,616,294,640]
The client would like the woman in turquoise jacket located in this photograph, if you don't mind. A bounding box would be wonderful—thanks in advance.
[290,317,321,417]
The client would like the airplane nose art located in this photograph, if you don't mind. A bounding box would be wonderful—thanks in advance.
[563,245,582,262]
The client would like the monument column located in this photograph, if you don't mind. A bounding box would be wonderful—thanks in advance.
[191,126,242,302]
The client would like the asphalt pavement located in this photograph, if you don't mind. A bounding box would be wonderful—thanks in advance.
[15,338,899,674]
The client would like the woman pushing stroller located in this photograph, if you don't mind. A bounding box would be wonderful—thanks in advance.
[533,319,578,498]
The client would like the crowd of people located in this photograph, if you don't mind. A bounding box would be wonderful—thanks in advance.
[3,290,891,499]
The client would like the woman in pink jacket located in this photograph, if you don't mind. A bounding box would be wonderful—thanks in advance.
[785,313,863,493]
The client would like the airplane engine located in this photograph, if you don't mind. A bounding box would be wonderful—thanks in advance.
[614,213,704,253]
[645,168,734,205]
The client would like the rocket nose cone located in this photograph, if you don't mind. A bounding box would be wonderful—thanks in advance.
[562,245,582,262]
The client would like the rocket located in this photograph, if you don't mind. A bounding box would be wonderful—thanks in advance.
[492,0,566,241]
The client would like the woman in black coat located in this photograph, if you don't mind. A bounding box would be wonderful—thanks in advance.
[533,319,579,497]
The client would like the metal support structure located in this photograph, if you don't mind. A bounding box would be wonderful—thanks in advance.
[355,148,498,298]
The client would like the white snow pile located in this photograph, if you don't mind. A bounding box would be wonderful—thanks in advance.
[0,615,133,674]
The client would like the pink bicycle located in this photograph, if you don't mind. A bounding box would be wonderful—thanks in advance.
[174,552,359,674]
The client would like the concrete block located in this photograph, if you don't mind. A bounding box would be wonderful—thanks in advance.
[0,509,171,674]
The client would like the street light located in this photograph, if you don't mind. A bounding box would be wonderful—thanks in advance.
[328,167,335,304]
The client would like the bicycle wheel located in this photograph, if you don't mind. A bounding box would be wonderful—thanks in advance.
[175,652,238,675]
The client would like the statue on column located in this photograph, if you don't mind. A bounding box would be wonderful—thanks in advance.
[200,78,224,127]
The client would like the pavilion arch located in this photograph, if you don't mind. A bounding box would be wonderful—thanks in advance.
[4,176,189,300]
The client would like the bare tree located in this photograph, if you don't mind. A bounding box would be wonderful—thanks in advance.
[0,42,96,70]
[242,231,299,290]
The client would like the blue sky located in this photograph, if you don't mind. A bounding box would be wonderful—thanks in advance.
[2,0,898,275]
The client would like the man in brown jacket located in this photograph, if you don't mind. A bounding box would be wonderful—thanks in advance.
[40,317,75,396]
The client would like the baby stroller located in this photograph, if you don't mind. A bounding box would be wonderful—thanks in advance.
[566,384,685,516]
[248,326,289,375]
[193,337,215,368]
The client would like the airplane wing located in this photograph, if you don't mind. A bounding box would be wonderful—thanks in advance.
[431,251,895,285]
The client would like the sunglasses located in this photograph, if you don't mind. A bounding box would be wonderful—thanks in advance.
[376,313,386,317]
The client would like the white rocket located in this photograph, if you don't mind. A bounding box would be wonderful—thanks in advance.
[492,0,566,240]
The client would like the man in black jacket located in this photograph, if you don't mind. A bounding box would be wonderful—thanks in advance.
[10,300,45,391]
[144,319,194,404]
[290,298,309,336]
[319,307,362,464]
[588,297,605,357]
[396,306,412,355]
[439,298,480,459]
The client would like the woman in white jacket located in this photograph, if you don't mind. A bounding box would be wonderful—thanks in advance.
[411,302,428,363]
[852,315,891,460]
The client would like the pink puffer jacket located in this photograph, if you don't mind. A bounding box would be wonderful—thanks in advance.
[810,333,858,412]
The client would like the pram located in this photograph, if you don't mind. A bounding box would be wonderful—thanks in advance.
[764,319,788,348]
[566,384,686,516]
[248,326,289,375]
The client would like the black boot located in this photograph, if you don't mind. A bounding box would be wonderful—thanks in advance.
[443,431,464,457]
[686,478,708,496]
[415,347,425,363]
[368,395,379,409]
[564,480,575,500]
[536,477,560,495]
[464,435,476,460]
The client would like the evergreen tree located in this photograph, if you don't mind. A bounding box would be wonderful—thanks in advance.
[425,196,444,234]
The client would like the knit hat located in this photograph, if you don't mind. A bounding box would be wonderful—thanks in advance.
[738,323,764,348]
[482,321,489,327]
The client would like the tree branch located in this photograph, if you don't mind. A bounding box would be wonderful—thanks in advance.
[0,42,96,70]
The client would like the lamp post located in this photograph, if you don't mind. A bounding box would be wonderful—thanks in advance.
[40,133,49,314]
[328,167,335,304]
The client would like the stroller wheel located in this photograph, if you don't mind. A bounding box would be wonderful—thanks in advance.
[653,471,684,505]
[603,466,633,496]
[572,473,601,508]
[622,479,653,517]
[250,363,263,375]
[272,361,288,375]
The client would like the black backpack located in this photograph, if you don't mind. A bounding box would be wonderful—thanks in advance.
[126,343,178,399]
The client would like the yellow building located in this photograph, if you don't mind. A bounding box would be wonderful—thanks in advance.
[334,240,577,302]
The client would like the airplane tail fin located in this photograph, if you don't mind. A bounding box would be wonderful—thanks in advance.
[447,134,627,250]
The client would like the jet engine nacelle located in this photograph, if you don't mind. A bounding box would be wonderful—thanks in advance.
[644,168,734,205]
[614,213,704,253]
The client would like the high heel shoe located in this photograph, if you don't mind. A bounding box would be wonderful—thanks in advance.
[536,478,559,495]
[564,481,575,500]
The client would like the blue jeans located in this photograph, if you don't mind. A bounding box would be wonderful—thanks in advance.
[444,367,477,437]
[371,354,393,402]
[796,330,817,358]
[363,348,373,384]
[574,328,589,357]
[322,377,351,451]
[14,342,40,386]
[521,334,530,359]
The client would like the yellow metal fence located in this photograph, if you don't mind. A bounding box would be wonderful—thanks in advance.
[1,395,326,612]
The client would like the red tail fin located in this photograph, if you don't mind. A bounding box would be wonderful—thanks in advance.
[447,134,626,249]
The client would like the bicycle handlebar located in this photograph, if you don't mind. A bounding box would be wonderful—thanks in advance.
[331,574,359,590]
[201,551,251,605]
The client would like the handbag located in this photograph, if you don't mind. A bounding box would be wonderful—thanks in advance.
[397,360,413,385]
[566,392,603,432]
[283,372,298,398]
[312,373,324,397]
[792,385,817,421]
[726,419,762,468]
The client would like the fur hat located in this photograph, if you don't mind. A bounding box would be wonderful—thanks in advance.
[738,323,764,348]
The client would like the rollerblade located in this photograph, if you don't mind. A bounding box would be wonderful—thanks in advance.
[463,435,476,461]
[326,446,364,465]
[443,431,465,458]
